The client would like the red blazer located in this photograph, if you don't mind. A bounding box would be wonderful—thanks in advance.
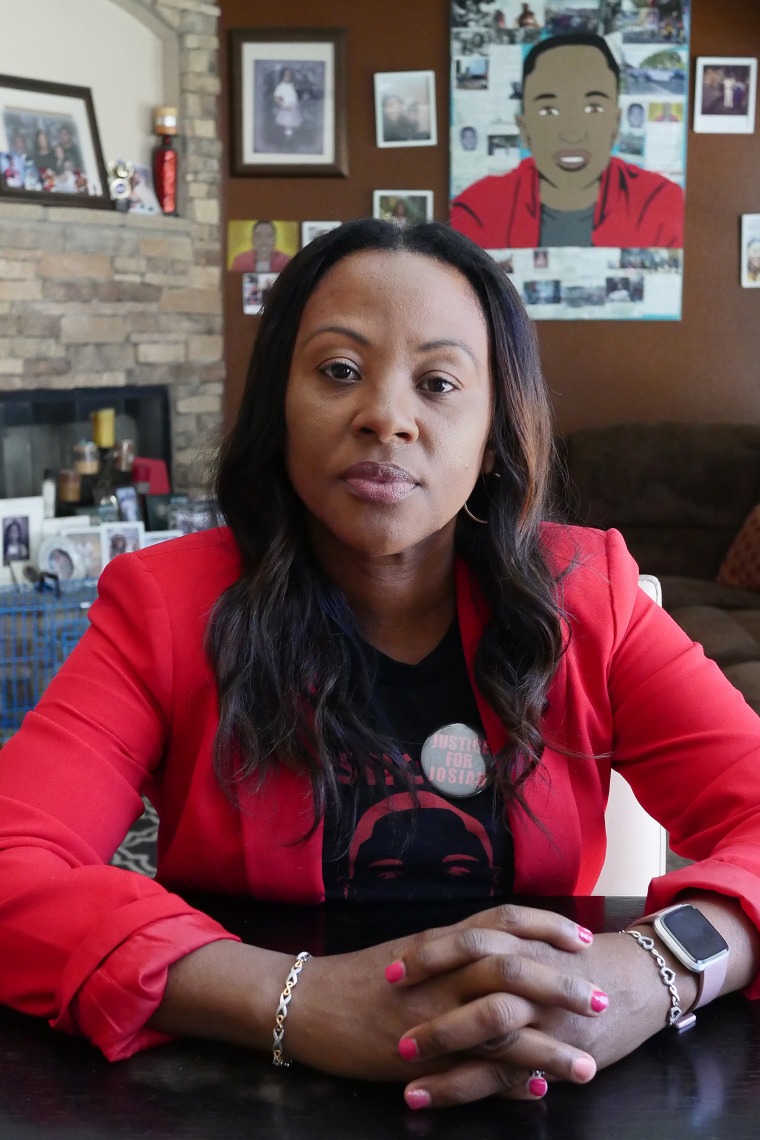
[229,249,291,273]
[1,525,760,1061]
[451,156,685,249]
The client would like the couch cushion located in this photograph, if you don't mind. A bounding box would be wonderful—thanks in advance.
[722,662,760,716]
[668,605,760,668]
[717,504,760,591]
[560,423,760,578]
[659,576,760,612]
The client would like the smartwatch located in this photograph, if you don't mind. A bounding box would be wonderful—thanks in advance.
[638,904,729,1011]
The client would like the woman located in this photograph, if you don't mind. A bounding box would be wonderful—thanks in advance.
[1,221,760,1111]
[2,518,28,563]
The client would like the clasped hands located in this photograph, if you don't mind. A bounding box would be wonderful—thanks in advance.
[288,904,664,1110]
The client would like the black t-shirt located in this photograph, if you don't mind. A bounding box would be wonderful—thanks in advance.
[322,620,514,902]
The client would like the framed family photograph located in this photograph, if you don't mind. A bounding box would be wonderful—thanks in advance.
[228,28,347,177]
[0,74,111,207]
[694,57,757,134]
[372,190,434,227]
[374,70,437,148]
[0,496,43,586]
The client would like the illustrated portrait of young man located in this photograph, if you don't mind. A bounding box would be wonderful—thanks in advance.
[229,220,292,273]
[451,33,685,249]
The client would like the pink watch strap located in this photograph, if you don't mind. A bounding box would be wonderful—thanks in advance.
[695,951,728,1009]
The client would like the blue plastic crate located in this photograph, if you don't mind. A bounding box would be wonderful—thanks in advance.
[0,583,98,736]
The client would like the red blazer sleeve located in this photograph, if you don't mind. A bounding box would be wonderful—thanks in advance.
[0,553,239,1060]
[600,530,760,997]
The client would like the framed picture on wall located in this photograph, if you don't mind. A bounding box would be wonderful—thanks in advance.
[372,190,434,226]
[374,70,437,148]
[228,28,348,177]
[0,74,111,208]
[693,57,757,134]
[741,214,760,288]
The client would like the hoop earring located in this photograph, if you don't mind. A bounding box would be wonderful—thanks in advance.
[463,499,488,525]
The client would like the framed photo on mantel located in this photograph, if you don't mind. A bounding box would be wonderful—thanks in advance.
[228,28,348,178]
[0,74,112,208]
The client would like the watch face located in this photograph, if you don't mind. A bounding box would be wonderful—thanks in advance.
[659,905,728,964]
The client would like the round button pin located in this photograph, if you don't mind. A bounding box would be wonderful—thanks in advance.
[420,722,489,798]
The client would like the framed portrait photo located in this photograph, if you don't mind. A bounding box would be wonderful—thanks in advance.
[0,74,111,207]
[301,219,342,246]
[0,496,43,585]
[372,190,434,227]
[694,57,757,134]
[229,28,347,177]
[374,70,437,148]
[57,526,103,579]
[741,214,760,288]
[100,522,145,566]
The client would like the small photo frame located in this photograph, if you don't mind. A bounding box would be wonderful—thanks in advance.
[372,190,434,227]
[243,271,279,315]
[127,163,162,215]
[101,522,145,565]
[142,530,183,547]
[145,493,188,533]
[62,527,103,579]
[694,57,757,134]
[741,214,760,288]
[37,533,84,581]
[374,70,437,148]
[301,220,342,246]
[228,28,347,177]
[0,496,43,585]
[0,73,111,207]
[115,485,141,523]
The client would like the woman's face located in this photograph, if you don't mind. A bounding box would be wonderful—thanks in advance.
[285,250,493,562]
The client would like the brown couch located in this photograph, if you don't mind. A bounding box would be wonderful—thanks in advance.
[558,422,760,713]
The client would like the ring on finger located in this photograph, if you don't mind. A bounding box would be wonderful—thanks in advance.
[528,1069,548,1098]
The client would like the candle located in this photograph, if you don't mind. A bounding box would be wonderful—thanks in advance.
[57,469,81,503]
[91,408,115,449]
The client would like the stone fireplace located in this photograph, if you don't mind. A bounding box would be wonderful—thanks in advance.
[0,0,224,494]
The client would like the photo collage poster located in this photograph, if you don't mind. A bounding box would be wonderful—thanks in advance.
[450,1,690,320]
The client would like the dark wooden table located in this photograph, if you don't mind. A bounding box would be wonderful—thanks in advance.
[2,896,760,1139]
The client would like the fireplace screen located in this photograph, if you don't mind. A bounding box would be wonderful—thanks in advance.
[0,385,171,500]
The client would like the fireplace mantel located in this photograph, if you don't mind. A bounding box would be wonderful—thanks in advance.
[0,0,223,494]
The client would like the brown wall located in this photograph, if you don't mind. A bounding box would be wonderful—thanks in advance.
[220,0,760,433]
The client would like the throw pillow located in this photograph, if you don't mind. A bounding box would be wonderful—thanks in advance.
[717,504,760,590]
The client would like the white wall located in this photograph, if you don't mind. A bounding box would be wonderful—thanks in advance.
[0,0,178,169]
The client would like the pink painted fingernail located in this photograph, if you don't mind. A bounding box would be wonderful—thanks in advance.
[385,960,406,984]
[577,925,594,944]
[405,1088,432,1110]
[528,1076,548,1098]
[591,989,609,1013]
[398,1037,420,1061]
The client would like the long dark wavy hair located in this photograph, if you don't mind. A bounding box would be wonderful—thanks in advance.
[208,219,565,828]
